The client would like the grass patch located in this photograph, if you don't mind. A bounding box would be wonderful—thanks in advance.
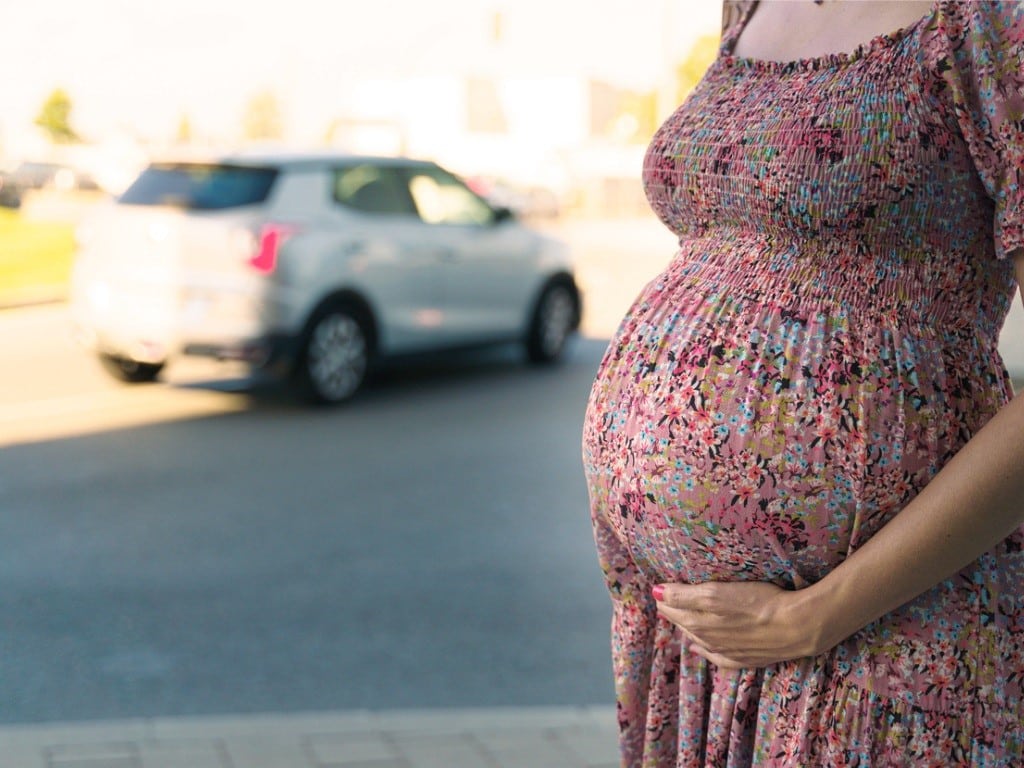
[0,208,76,306]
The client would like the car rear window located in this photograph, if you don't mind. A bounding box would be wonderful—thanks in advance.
[118,163,278,210]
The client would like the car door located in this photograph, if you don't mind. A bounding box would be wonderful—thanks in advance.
[401,164,539,344]
[327,163,445,353]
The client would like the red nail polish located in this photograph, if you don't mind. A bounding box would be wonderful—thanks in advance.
[652,585,665,602]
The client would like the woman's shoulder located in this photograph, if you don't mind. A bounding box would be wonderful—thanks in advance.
[921,0,1024,68]
[929,0,1024,27]
[721,0,757,37]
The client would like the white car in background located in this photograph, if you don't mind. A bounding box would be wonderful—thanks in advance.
[70,152,581,403]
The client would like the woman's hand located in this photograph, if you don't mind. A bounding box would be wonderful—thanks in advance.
[652,581,831,669]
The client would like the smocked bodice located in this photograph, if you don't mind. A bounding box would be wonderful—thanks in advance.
[642,5,1020,337]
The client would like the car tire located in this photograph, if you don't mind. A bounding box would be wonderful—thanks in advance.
[525,281,577,364]
[294,303,371,404]
[98,353,164,383]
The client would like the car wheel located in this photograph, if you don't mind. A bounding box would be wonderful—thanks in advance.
[526,282,576,364]
[295,305,371,404]
[98,353,164,383]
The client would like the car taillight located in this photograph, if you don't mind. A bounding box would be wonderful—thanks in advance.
[249,224,298,274]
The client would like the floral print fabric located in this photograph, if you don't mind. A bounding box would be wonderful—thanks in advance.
[581,2,1024,766]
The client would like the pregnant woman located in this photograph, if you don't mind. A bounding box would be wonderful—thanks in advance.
[582,1,1024,765]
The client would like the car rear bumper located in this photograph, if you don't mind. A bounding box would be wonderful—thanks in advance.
[72,319,175,364]
[71,270,301,370]
[182,333,300,373]
[73,309,301,374]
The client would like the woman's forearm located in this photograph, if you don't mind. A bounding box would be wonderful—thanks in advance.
[798,384,1024,652]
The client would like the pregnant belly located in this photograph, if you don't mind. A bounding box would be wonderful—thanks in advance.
[582,262,1006,588]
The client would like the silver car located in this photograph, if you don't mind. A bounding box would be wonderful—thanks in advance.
[70,152,581,403]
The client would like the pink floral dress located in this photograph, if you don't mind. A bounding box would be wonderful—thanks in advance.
[582,2,1024,765]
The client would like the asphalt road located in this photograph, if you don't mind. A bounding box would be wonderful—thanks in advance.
[0,303,626,725]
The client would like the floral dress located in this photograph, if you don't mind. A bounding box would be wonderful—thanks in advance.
[581,2,1024,765]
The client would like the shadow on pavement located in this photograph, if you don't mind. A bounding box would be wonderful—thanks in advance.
[170,337,612,412]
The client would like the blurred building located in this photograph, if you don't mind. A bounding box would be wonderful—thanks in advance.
[319,72,661,218]
[311,7,719,218]
[2,2,720,219]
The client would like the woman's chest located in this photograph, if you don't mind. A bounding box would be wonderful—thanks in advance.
[642,56,984,244]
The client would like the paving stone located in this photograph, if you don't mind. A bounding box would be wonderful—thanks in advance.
[478,742,584,768]
[370,707,591,737]
[580,707,618,729]
[137,741,228,768]
[0,722,153,749]
[306,733,405,766]
[220,738,315,768]
[0,745,46,768]
[149,716,281,741]
[471,730,582,768]
[471,729,554,752]
[151,712,377,741]
[0,707,619,768]
[45,742,140,765]
[553,725,620,766]
[391,733,492,768]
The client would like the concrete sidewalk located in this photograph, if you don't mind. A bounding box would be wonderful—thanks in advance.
[0,706,620,768]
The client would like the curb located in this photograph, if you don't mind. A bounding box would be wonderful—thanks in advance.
[0,706,620,768]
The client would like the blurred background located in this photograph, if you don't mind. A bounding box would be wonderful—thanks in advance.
[3,0,1024,737]
[0,0,723,729]
[2,1,721,226]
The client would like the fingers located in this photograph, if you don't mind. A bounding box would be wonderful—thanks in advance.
[663,621,747,669]
[654,600,721,636]
[668,620,763,669]
[668,616,701,649]
[655,604,726,658]
[651,582,711,610]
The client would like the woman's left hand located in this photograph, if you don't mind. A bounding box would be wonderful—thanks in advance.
[653,581,831,669]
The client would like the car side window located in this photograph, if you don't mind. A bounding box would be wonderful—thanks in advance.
[333,165,416,216]
[405,166,495,226]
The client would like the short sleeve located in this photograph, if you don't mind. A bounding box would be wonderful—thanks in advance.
[925,1,1024,259]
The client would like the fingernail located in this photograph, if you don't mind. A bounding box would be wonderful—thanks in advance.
[651,585,665,602]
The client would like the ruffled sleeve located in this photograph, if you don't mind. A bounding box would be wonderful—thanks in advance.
[924,0,1024,259]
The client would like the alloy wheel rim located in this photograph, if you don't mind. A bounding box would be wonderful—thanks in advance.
[308,314,367,400]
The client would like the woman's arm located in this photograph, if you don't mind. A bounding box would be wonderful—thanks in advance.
[654,249,1024,669]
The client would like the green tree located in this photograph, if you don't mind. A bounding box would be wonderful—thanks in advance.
[35,88,79,144]
[675,35,720,104]
[242,90,283,142]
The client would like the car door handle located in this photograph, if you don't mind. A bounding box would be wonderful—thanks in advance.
[435,248,458,261]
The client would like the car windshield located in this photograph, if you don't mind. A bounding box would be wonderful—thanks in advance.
[118,163,278,210]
